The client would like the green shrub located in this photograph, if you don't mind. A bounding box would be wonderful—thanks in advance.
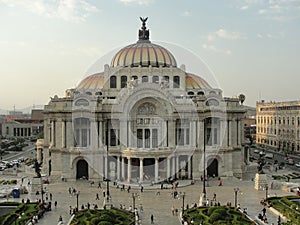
[209,212,222,223]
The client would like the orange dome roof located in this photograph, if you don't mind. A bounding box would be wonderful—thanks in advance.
[76,72,211,90]
[111,42,177,68]
[185,73,211,89]
[77,73,104,90]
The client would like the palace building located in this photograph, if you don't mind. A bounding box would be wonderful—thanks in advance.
[40,18,246,183]
[256,100,300,152]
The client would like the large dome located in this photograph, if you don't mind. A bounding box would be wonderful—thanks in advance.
[111,17,177,68]
[111,42,177,68]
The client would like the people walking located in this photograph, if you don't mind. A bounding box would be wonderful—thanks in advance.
[150,214,154,224]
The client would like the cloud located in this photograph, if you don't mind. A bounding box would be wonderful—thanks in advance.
[240,5,249,10]
[202,44,232,55]
[0,0,99,22]
[207,29,243,41]
[119,0,154,5]
[180,11,192,17]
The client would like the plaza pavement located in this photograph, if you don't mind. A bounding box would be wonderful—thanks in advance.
[1,168,298,225]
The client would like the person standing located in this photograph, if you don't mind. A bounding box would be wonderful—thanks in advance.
[150,214,154,224]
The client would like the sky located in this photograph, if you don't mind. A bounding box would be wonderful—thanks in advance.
[0,0,299,110]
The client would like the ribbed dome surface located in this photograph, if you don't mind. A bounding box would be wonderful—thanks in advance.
[186,73,212,89]
[111,41,177,68]
[77,73,104,89]
[76,72,211,90]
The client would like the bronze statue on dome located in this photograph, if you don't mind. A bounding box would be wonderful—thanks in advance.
[138,17,149,41]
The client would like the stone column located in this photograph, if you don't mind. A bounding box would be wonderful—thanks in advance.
[191,120,196,147]
[90,119,97,148]
[121,157,125,180]
[61,120,66,148]
[188,156,192,179]
[228,120,232,147]
[120,119,128,147]
[51,120,55,147]
[167,157,170,178]
[128,120,132,147]
[127,158,131,183]
[176,156,179,178]
[117,156,120,180]
[104,155,108,178]
[172,157,175,178]
[139,158,143,183]
[199,120,204,149]
[220,119,227,147]
[162,120,167,147]
[66,120,74,148]
[155,158,159,182]
[168,120,176,147]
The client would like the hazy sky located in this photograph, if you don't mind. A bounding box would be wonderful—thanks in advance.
[0,0,299,110]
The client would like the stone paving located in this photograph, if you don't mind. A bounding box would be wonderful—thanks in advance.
[1,166,299,225]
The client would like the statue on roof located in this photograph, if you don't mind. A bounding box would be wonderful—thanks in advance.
[138,17,150,41]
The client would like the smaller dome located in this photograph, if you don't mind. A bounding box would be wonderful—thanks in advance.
[77,73,104,90]
[186,73,211,89]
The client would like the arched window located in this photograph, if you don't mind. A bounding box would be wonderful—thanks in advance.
[197,91,205,96]
[110,76,117,88]
[121,76,127,88]
[152,76,159,84]
[173,76,180,88]
[163,76,169,88]
[142,76,148,83]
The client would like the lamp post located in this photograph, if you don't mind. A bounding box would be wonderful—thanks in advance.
[76,191,80,211]
[265,184,268,200]
[132,193,136,211]
[234,188,239,207]
[181,192,185,217]
[104,119,111,202]
[199,119,207,206]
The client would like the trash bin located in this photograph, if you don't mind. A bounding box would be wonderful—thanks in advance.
[12,188,20,198]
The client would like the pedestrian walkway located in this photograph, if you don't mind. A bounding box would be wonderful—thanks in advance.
[1,173,294,225]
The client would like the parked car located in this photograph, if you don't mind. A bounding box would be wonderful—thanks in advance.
[254,149,260,154]
[287,158,295,165]
[265,153,274,159]
[295,163,300,168]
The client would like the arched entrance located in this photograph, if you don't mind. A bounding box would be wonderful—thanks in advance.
[207,158,218,177]
[76,159,89,179]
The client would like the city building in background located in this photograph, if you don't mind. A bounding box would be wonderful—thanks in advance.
[256,100,300,152]
[41,19,246,183]
[1,109,44,140]
[244,106,256,146]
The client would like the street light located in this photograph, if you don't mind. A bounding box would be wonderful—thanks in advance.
[181,192,185,217]
[76,191,80,211]
[132,193,136,211]
[234,188,239,207]
[265,184,268,200]
[199,119,207,206]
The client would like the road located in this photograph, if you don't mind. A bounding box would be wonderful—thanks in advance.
[1,142,35,162]
[249,147,300,172]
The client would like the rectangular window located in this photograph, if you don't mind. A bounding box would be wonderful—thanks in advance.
[82,129,88,147]
[152,129,158,148]
[177,128,184,146]
[186,128,190,145]
[110,129,116,146]
[173,76,180,88]
[110,76,117,88]
[163,76,169,88]
[145,129,150,148]
[137,129,143,148]
[206,128,212,145]
[121,76,127,88]
[214,128,218,145]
